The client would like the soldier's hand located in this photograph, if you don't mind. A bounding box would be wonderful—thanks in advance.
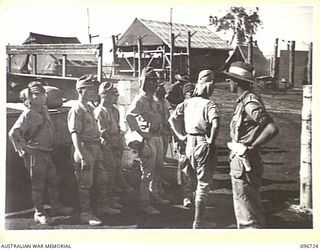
[17,149,26,158]
[177,134,187,142]
[80,158,91,170]
[140,131,152,140]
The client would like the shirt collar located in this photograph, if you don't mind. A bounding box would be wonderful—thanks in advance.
[78,101,92,113]
[237,91,250,103]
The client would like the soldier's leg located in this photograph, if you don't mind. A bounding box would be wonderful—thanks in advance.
[94,145,121,216]
[231,152,265,229]
[46,154,73,216]
[73,145,101,225]
[25,153,54,224]
[139,139,159,214]
[191,139,216,229]
[113,149,133,192]
[150,137,169,204]
[101,145,123,208]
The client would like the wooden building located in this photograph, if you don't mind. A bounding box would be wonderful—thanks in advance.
[278,50,308,86]
[114,18,232,81]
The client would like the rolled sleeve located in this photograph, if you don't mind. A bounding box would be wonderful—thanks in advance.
[245,101,273,126]
[8,110,29,152]
[207,101,219,122]
[67,107,82,134]
[171,102,185,120]
[126,97,143,131]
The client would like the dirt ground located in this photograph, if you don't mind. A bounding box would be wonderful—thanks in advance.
[5,85,312,230]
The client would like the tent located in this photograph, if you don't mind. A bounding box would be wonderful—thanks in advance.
[10,32,97,77]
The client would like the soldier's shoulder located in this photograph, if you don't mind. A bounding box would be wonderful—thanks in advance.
[19,108,32,119]
[243,92,262,105]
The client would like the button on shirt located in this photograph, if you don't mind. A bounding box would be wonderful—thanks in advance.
[68,101,100,142]
[126,92,162,136]
[9,106,54,152]
[230,91,272,144]
[172,97,219,135]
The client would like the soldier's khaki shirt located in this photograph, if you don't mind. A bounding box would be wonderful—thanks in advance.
[67,101,100,142]
[94,104,122,148]
[9,106,54,152]
[230,91,273,145]
[126,91,162,136]
[172,96,219,135]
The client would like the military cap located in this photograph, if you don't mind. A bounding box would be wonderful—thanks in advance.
[76,75,97,89]
[175,73,190,83]
[98,81,113,95]
[182,82,195,95]
[197,70,214,84]
[28,81,45,94]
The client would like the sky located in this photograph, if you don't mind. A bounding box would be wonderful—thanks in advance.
[1,3,315,64]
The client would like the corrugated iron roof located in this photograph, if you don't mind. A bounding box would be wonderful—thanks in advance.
[117,18,232,50]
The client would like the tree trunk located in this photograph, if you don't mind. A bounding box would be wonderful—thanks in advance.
[300,84,312,209]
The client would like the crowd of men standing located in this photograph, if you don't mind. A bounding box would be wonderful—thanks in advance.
[8,61,278,229]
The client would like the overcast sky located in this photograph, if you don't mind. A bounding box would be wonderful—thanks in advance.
[1,3,314,63]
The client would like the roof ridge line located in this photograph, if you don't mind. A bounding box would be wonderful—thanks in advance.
[138,18,209,29]
[137,18,170,47]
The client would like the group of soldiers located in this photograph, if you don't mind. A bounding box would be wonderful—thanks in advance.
[8,60,279,229]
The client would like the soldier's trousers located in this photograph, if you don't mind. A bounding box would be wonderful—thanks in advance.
[177,152,196,200]
[101,143,131,192]
[230,150,265,228]
[186,135,216,224]
[23,150,60,214]
[138,136,163,206]
[73,143,108,212]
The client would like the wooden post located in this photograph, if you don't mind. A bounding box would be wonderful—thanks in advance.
[300,84,312,209]
[62,54,67,77]
[31,54,37,75]
[170,32,175,84]
[247,35,253,64]
[289,40,295,88]
[187,31,191,76]
[137,36,142,77]
[307,42,312,85]
[133,48,137,77]
[179,51,183,73]
[271,38,279,89]
[97,43,103,82]
[7,54,12,73]
[112,35,117,75]
[162,46,166,77]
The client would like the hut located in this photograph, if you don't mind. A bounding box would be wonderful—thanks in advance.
[223,44,270,77]
[115,18,232,81]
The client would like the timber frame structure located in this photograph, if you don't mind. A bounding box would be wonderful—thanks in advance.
[114,18,232,83]
[6,43,103,82]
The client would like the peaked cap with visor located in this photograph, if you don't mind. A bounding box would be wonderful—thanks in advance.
[139,67,159,92]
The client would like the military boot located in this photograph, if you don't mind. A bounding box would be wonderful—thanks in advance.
[151,192,169,205]
[80,211,102,226]
[96,206,121,216]
[140,204,160,215]
[34,211,54,225]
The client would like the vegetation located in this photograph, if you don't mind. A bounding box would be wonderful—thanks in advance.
[209,7,263,45]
